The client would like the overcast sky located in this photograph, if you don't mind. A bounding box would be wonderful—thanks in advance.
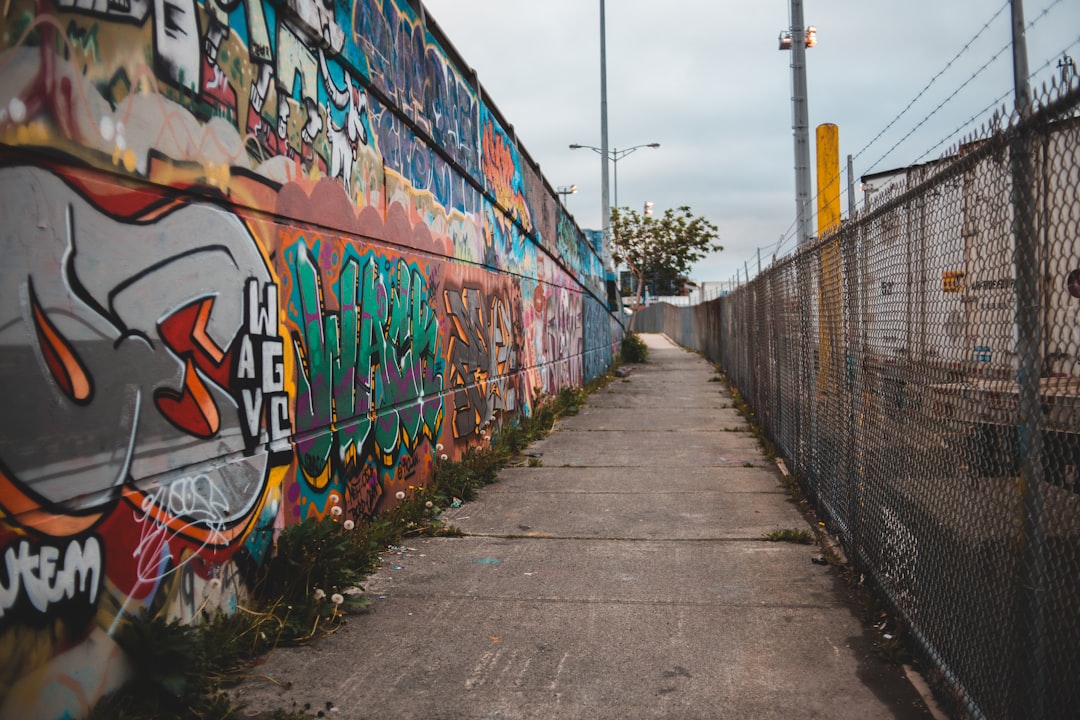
[421,0,1080,283]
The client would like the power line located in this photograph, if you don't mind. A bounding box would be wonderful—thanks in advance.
[746,33,1080,288]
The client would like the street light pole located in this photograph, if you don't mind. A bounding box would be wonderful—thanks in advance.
[600,0,611,253]
[569,142,660,213]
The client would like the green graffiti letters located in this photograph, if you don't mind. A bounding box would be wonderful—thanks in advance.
[290,242,443,492]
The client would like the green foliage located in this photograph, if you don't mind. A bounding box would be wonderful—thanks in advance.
[258,518,368,605]
[611,205,721,327]
[764,528,815,544]
[91,614,240,720]
[620,332,648,363]
[431,445,501,504]
[110,616,207,714]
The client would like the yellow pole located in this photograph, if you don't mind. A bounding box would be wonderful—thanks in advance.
[816,124,841,394]
[816,124,841,237]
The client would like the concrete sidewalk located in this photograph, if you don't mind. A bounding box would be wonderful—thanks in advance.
[233,334,934,720]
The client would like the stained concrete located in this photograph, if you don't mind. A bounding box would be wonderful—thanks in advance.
[231,334,934,720]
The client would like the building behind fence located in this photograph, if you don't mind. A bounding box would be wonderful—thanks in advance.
[638,81,1080,720]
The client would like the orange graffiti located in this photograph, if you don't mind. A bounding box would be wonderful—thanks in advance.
[29,281,92,404]
[481,120,532,232]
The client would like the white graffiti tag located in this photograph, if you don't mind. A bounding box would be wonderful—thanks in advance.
[0,537,102,619]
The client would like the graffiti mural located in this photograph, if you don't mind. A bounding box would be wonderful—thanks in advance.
[0,165,285,540]
[443,276,524,439]
[351,0,479,179]
[0,164,290,713]
[582,296,615,383]
[285,239,444,520]
[0,0,617,714]
[480,108,532,235]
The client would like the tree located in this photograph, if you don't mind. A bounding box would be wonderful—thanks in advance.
[610,205,722,329]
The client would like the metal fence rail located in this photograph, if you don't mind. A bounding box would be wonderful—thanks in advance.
[639,81,1080,719]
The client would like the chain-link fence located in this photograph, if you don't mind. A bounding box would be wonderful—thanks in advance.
[638,81,1080,719]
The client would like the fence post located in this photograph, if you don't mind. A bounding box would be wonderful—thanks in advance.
[1009,1,1047,716]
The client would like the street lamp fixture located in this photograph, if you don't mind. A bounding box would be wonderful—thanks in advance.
[557,184,578,202]
[778,26,816,50]
[569,142,660,213]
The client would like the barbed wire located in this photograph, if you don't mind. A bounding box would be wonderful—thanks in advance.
[854,1,1010,174]
[912,34,1080,166]
[863,0,1065,177]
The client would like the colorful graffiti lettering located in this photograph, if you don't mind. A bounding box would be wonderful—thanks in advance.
[351,0,479,178]
[444,282,524,438]
[287,241,444,519]
[545,286,584,391]
[0,536,101,625]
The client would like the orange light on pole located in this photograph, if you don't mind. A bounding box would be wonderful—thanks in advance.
[777,26,817,50]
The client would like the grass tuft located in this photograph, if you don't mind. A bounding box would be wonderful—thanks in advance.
[763,528,815,544]
[620,332,648,363]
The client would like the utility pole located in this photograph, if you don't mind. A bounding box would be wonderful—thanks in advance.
[790,0,813,246]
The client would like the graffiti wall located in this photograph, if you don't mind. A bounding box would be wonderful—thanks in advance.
[0,0,620,715]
